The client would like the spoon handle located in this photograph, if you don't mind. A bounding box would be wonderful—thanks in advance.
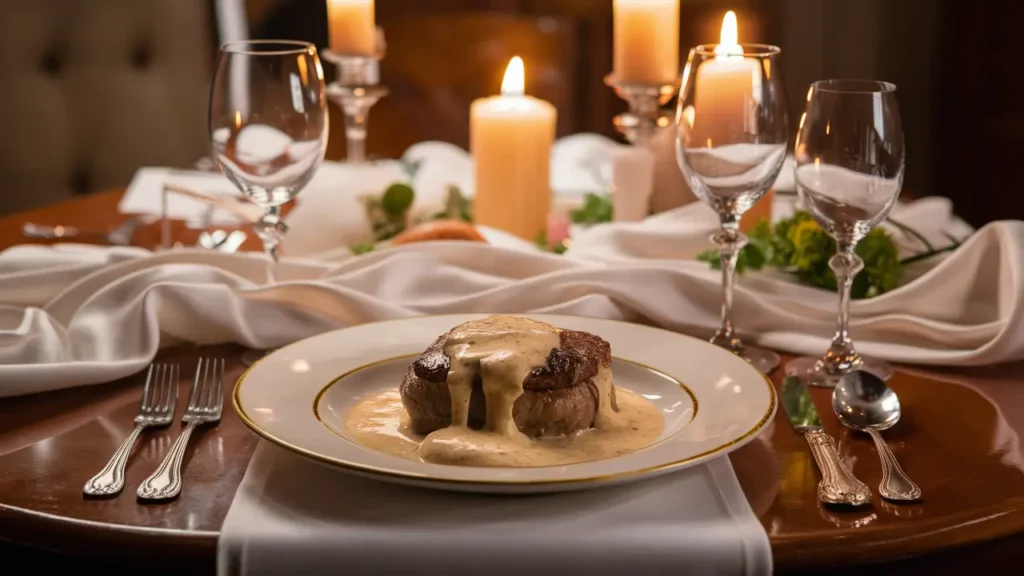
[805,429,872,506]
[868,429,922,501]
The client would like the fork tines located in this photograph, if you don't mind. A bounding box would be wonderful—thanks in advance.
[140,364,179,420]
[187,357,225,418]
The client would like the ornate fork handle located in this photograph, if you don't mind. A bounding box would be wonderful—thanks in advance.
[137,422,197,500]
[83,425,145,496]
[805,429,872,506]
[868,429,922,501]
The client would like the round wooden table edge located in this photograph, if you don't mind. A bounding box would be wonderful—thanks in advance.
[768,500,1024,569]
[0,501,216,567]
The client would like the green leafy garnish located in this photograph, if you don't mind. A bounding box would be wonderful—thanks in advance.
[536,230,568,255]
[381,183,415,216]
[570,193,613,225]
[431,185,472,223]
[352,182,478,255]
[349,242,375,255]
[697,211,903,299]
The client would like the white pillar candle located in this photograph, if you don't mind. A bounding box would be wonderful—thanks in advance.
[691,11,761,147]
[326,0,376,57]
[470,57,557,241]
[611,146,656,222]
[613,0,680,84]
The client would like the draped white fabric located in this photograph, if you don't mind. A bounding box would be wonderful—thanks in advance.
[2,196,1020,397]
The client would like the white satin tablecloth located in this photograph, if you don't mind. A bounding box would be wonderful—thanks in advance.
[1,197,1021,397]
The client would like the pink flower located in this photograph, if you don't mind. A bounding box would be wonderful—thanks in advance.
[546,213,571,246]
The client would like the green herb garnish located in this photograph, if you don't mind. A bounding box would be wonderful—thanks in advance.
[381,183,415,216]
[349,242,376,255]
[570,193,613,225]
[431,185,472,223]
[535,230,568,255]
[697,211,903,299]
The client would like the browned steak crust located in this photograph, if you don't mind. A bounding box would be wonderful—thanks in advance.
[400,329,612,438]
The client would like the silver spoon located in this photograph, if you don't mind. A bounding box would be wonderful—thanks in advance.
[832,371,922,502]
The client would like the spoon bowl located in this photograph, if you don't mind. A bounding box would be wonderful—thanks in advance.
[831,371,901,431]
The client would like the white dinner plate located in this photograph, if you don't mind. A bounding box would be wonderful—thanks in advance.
[233,314,776,494]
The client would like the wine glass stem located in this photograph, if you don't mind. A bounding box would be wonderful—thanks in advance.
[825,242,865,374]
[343,103,369,163]
[710,219,747,353]
[254,205,284,284]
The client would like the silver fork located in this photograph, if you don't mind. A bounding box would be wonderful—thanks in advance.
[137,358,225,501]
[83,364,179,496]
[23,215,145,246]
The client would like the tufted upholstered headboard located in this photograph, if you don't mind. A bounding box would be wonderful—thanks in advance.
[0,0,215,214]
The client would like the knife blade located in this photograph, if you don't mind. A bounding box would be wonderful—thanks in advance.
[781,377,872,506]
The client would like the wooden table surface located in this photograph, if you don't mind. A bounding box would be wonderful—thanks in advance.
[1,192,1023,574]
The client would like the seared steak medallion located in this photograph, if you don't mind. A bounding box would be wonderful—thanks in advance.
[400,329,613,438]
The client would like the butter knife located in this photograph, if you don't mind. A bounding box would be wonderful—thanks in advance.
[781,376,872,506]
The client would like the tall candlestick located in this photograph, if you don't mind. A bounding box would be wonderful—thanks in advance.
[471,57,557,241]
[326,0,376,57]
[613,0,680,85]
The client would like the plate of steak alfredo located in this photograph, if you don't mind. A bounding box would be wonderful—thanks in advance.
[234,314,776,494]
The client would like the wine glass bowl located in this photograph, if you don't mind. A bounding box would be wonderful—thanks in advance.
[674,43,789,374]
[794,80,904,244]
[209,40,329,263]
[786,79,905,386]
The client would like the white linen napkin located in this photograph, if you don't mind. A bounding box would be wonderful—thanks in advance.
[217,443,771,576]
[1,197,1021,397]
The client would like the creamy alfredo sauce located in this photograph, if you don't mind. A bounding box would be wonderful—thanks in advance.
[344,316,664,467]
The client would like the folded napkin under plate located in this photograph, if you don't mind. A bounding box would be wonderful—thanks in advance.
[1,196,1021,397]
[218,443,771,576]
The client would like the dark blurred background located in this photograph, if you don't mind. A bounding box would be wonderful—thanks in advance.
[0,0,1019,226]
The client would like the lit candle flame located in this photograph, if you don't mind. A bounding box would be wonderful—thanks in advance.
[501,56,525,96]
[714,11,742,58]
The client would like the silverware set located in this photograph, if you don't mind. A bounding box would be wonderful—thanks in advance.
[83,358,225,501]
[781,371,921,507]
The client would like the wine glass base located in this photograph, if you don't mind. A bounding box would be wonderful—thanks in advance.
[784,355,894,387]
[718,344,780,375]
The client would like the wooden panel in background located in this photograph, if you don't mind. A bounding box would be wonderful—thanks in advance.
[337,13,578,160]
[939,0,1024,226]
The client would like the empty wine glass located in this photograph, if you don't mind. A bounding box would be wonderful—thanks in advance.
[785,80,905,386]
[209,40,329,275]
[210,40,328,366]
[675,43,789,374]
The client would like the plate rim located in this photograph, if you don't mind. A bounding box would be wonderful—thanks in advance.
[232,314,777,487]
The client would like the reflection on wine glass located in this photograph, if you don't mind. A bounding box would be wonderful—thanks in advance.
[785,80,905,387]
[674,28,789,374]
[209,40,329,273]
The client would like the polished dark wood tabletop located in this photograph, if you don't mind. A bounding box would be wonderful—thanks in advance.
[1,193,1023,574]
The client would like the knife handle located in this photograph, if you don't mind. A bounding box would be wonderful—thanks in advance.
[805,429,872,506]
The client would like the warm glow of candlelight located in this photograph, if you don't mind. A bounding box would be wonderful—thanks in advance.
[714,11,742,58]
[471,55,556,240]
[501,56,525,96]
